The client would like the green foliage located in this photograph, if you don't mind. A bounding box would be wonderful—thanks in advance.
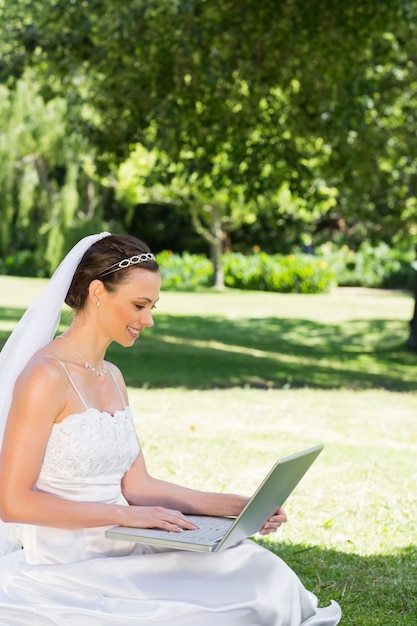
[0,250,48,278]
[320,242,415,289]
[155,250,336,294]
[3,0,417,267]
[2,0,417,283]
[4,239,414,296]
[0,71,114,270]
[0,74,73,259]
[116,142,265,287]
[223,252,336,294]
[156,250,213,291]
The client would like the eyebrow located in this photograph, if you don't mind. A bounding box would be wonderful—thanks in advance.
[135,297,160,304]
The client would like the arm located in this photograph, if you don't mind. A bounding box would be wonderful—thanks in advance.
[122,452,287,535]
[122,452,248,517]
[0,359,196,532]
[113,365,286,533]
[0,358,124,529]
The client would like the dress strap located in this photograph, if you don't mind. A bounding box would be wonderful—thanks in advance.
[54,359,89,410]
[108,366,127,409]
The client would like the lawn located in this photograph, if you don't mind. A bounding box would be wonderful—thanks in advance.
[0,275,416,624]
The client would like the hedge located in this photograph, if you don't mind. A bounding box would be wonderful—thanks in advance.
[1,244,414,294]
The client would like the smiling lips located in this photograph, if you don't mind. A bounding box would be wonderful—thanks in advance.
[127,326,140,339]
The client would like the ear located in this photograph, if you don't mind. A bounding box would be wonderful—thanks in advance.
[88,279,105,307]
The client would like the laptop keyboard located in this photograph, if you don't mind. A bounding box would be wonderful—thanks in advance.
[173,515,234,541]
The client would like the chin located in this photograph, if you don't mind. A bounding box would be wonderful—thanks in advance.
[114,336,137,348]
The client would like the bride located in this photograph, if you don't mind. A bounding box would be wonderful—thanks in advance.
[0,232,341,625]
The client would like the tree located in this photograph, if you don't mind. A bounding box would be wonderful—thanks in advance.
[2,1,412,172]
[0,71,110,272]
[117,144,258,288]
[2,1,417,278]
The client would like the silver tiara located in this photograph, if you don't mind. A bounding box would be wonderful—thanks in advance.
[99,253,156,277]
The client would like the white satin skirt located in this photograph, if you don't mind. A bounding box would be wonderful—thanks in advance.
[0,537,341,626]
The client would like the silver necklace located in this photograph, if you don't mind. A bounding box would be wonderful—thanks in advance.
[58,335,108,377]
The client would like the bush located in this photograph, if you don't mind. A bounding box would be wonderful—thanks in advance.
[2,243,413,293]
[319,242,415,289]
[0,250,48,277]
[156,250,213,290]
[222,252,336,293]
[155,250,336,293]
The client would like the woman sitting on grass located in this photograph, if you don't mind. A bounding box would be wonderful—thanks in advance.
[0,232,341,625]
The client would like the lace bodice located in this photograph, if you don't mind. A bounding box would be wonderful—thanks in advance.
[24,406,140,565]
[39,407,140,480]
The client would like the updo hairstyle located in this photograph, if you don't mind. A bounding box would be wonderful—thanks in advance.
[65,234,159,312]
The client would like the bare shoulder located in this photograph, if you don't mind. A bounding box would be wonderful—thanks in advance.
[14,354,68,396]
[7,354,69,428]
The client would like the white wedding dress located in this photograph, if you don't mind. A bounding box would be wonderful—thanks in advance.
[0,372,341,626]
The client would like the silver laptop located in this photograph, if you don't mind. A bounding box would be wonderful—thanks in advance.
[105,443,324,552]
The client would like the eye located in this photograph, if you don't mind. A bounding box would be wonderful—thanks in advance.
[135,303,157,311]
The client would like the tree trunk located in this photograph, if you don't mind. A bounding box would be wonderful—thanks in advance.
[190,202,226,290]
[210,237,225,290]
[209,205,225,289]
[406,262,417,350]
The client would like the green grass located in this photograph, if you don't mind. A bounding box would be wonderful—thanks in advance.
[113,287,417,391]
[1,276,416,624]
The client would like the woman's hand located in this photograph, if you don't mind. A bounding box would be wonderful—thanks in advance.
[121,505,199,533]
[258,507,287,535]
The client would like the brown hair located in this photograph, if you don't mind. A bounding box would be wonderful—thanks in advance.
[65,234,159,311]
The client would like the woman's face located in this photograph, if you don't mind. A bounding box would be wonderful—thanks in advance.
[99,268,161,347]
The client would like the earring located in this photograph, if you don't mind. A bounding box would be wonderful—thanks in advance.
[96,301,101,307]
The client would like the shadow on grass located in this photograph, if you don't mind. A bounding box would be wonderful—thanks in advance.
[1,307,416,391]
[254,541,416,625]
[111,314,416,391]
[0,307,26,323]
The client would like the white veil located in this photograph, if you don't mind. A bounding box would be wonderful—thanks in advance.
[0,232,110,556]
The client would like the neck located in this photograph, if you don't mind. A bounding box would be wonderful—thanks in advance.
[65,321,110,360]
[58,332,109,377]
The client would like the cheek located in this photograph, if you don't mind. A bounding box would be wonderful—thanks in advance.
[104,303,129,325]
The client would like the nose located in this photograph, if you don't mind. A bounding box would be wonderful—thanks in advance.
[141,308,154,328]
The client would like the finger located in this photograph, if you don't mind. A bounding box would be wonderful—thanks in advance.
[259,518,284,535]
[269,511,287,524]
[269,515,287,525]
[277,508,287,522]
[259,525,279,535]
[156,512,199,533]
[169,511,199,529]
[172,515,199,531]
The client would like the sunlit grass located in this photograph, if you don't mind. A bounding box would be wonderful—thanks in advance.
[131,385,417,623]
[130,386,417,554]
